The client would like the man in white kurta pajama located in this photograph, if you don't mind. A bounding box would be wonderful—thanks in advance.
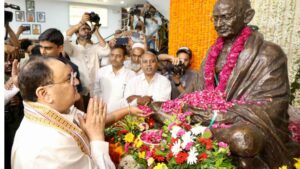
[11,57,115,169]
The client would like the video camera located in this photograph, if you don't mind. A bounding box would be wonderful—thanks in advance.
[89,12,101,26]
[166,61,187,76]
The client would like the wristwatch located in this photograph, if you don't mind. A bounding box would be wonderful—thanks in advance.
[174,81,181,87]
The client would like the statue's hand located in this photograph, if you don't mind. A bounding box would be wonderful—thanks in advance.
[149,102,173,124]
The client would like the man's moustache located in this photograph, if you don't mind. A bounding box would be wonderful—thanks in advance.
[80,35,91,40]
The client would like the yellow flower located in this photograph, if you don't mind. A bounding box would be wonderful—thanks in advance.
[138,151,145,159]
[153,163,168,169]
[134,138,143,148]
[124,132,135,143]
[147,157,154,166]
[279,165,287,169]
[295,157,300,169]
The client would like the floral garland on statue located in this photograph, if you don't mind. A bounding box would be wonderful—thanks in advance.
[160,26,257,129]
[204,26,252,92]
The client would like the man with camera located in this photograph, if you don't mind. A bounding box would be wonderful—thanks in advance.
[142,3,162,51]
[64,13,110,109]
[158,47,196,99]
[128,5,144,31]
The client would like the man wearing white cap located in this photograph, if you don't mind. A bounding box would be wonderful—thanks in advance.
[124,43,146,75]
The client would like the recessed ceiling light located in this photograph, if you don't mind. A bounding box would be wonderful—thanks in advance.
[120,1,125,4]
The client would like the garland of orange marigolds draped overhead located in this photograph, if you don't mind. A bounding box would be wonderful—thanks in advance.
[169,0,217,70]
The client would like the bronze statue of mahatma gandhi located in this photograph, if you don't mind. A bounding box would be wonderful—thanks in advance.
[152,0,300,168]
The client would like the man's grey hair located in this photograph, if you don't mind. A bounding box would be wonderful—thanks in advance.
[141,51,158,62]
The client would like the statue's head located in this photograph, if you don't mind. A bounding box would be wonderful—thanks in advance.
[212,0,255,39]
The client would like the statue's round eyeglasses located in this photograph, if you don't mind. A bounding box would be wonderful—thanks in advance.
[210,14,236,23]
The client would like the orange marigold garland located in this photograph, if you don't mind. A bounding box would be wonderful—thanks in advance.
[169,0,218,70]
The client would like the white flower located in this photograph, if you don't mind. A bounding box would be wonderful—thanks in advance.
[170,126,182,138]
[191,125,207,136]
[147,157,154,166]
[181,131,194,148]
[187,147,198,165]
[171,139,182,156]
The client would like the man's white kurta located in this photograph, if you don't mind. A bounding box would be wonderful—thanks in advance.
[11,105,115,169]
[124,73,171,106]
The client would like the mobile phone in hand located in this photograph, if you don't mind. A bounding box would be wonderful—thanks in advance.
[116,37,129,45]
[132,32,140,39]
[24,26,30,31]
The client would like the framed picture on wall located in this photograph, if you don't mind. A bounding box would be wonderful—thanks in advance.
[21,24,31,35]
[26,0,35,12]
[32,24,41,35]
[27,11,35,22]
[15,11,25,22]
[36,12,46,22]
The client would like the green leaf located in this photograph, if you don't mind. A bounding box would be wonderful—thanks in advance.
[202,129,212,139]
[155,150,167,156]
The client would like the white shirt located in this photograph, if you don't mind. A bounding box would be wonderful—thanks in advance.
[11,105,115,169]
[132,15,144,30]
[5,85,19,105]
[145,13,162,37]
[124,73,171,106]
[64,35,111,95]
[93,65,136,113]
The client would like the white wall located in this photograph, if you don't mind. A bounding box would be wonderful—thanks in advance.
[4,0,121,40]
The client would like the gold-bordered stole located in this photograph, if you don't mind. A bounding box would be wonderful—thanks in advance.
[23,101,91,156]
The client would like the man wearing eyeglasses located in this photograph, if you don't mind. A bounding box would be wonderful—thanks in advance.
[11,57,148,169]
[38,28,85,111]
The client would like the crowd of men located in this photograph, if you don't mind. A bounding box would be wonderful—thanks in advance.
[4,2,196,169]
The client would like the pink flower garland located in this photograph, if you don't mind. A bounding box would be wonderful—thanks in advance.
[204,26,252,92]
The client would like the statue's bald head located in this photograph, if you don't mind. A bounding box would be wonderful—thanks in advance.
[215,0,252,13]
[213,0,255,39]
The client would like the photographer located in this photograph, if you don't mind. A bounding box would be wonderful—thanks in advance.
[128,5,144,31]
[158,47,196,99]
[142,3,162,51]
[64,12,110,109]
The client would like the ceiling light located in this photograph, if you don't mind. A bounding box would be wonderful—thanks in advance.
[120,1,125,4]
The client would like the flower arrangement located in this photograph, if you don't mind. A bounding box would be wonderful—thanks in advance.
[106,109,236,169]
[155,115,236,169]
[279,157,300,169]
[105,115,149,166]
